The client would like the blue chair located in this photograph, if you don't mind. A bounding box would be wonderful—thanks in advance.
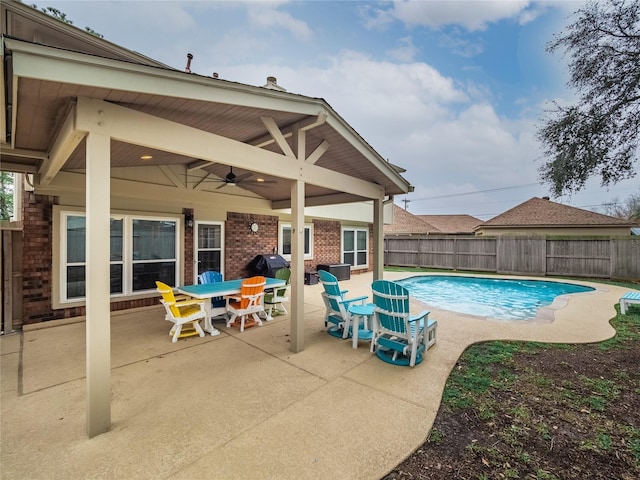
[371,280,437,367]
[198,271,227,319]
[318,269,367,338]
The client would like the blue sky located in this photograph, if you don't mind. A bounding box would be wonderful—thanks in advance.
[40,0,639,219]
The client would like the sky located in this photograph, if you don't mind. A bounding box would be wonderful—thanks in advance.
[38,0,639,220]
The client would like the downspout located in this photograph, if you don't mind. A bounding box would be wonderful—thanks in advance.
[3,46,13,145]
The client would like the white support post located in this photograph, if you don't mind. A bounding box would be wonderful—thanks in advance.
[373,197,384,281]
[289,178,305,353]
[85,132,111,438]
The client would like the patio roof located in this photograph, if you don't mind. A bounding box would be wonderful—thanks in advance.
[1,36,411,207]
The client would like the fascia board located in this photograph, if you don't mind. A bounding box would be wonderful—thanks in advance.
[5,38,327,116]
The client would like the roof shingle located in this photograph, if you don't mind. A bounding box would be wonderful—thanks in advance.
[418,214,482,234]
[385,204,440,234]
[479,197,633,228]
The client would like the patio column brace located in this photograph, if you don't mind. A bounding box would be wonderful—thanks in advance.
[373,197,384,281]
[85,132,112,437]
[289,178,305,353]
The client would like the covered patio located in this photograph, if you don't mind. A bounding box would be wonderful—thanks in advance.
[0,271,626,479]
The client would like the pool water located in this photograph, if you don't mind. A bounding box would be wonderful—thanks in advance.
[398,276,594,321]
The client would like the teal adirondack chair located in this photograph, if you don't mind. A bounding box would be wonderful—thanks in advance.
[371,279,437,367]
[318,269,367,338]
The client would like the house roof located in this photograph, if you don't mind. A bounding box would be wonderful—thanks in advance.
[478,197,635,229]
[417,214,481,234]
[384,204,440,235]
[0,1,411,208]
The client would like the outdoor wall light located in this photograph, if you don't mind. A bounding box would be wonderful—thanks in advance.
[185,214,194,228]
[249,222,259,233]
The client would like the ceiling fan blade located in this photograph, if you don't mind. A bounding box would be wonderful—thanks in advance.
[234,172,254,182]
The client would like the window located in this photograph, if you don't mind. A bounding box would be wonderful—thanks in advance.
[342,227,368,268]
[195,222,224,281]
[61,212,179,302]
[279,223,313,260]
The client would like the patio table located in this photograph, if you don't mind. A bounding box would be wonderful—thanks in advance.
[178,277,286,335]
[347,303,376,349]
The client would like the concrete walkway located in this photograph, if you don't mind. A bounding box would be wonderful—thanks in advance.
[1,272,631,480]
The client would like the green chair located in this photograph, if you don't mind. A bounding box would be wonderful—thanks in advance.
[264,267,291,320]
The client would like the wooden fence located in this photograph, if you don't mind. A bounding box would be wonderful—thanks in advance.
[384,236,640,280]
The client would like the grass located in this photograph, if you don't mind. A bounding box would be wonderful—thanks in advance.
[440,303,640,478]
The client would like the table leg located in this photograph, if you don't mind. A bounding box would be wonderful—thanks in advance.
[352,314,359,349]
[203,305,221,336]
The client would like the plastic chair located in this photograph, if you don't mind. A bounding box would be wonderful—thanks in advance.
[264,267,291,320]
[620,291,640,314]
[371,279,437,367]
[156,281,206,343]
[318,269,367,338]
[198,270,228,319]
[226,276,267,332]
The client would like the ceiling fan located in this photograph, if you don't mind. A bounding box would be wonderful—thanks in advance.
[195,166,277,189]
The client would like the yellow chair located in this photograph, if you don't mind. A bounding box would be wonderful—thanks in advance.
[226,276,267,332]
[156,281,206,342]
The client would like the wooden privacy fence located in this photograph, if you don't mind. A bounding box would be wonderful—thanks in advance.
[384,236,640,281]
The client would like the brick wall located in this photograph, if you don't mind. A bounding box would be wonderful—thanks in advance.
[306,220,372,274]
[19,193,372,326]
[183,208,194,282]
[22,192,60,322]
[225,212,279,279]
[307,219,341,271]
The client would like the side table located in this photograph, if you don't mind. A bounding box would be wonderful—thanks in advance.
[347,303,376,349]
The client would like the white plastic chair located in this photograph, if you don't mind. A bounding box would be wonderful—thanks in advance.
[226,276,267,332]
[156,281,206,343]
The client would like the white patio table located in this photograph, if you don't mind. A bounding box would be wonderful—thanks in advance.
[177,277,286,335]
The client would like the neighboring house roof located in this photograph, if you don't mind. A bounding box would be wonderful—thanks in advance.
[477,197,635,230]
[384,204,440,235]
[417,214,482,234]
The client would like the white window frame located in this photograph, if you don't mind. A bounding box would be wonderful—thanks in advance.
[341,226,369,269]
[59,210,181,303]
[278,222,313,261]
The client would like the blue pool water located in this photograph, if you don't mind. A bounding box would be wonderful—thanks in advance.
[397,276,594,321]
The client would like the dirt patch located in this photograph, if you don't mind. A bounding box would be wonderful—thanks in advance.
[383,332,640,479]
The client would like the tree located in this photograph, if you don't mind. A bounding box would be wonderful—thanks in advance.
[537,0,640,197]
[29,3,103,38]
[0,172,15,221]
[602,193,640,221]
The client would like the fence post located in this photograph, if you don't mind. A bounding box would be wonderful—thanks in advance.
[453,237,458,271]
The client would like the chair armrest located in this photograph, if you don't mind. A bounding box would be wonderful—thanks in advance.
[340,295,368,306]
[409,310,430,323]
[174,298,205,307]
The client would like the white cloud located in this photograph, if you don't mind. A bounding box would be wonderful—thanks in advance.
[368,0,533,32]
[246,4,313,41]
[386,36,420,62]
[219,51,546,217]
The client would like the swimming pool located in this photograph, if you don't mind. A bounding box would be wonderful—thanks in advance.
[397,276,595,321]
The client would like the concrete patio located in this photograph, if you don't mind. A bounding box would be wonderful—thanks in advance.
[0,271,630,479]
